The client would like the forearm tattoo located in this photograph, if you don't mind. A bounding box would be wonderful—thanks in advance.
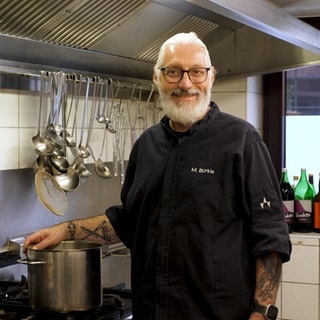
[68,221,76,240]
[255,252,282,303]
[80,220,116,242]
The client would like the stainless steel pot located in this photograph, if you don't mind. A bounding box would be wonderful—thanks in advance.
[19,240,102,312]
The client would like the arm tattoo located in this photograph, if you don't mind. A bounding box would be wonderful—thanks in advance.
[80,220,116,242]
[256,252,282,303]
[68,221,76,240]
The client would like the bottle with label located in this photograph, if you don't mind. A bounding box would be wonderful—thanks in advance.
[314,173,320,232]
[294,168,314,232]
[280,168,294,233]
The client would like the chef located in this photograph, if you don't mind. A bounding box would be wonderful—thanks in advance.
[24,32,291,320]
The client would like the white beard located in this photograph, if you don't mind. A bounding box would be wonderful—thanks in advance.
[159,87,211,127]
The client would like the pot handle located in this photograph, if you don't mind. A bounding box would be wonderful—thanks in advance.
[17,258,46,265]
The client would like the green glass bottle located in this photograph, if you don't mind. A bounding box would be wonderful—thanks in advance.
[294,168,314,232]
[279,168,294,233]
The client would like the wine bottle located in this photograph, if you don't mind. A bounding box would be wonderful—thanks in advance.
[280,168,294,233]
[314,173,320,232]
[294,168,314,232]
[308,173,316,197]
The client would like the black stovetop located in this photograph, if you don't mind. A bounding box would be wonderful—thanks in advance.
[0,277,132,320]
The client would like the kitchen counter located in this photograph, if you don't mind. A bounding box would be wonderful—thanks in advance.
[278,232,320,320]
[290,231,320,238]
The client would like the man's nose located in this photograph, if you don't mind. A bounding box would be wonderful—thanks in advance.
[179,71,193,88]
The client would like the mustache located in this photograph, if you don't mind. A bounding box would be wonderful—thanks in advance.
[169,88,200,96]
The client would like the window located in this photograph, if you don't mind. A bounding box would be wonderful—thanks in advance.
[263,17,320,192]
[286,66,320,115]
[285,65,320,191]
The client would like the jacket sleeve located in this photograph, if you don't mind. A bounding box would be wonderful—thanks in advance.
[244,132,291,263]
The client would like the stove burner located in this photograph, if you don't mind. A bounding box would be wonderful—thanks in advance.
[0,279,132,320]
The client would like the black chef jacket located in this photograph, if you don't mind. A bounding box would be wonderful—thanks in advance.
[106,102,291,320]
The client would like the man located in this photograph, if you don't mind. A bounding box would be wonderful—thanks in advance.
[24,32,291,320]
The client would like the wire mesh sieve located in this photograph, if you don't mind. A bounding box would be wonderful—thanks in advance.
[35,170,68,216]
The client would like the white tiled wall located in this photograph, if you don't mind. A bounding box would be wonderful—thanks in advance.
[0,89,135,171]
[1,76,263,171]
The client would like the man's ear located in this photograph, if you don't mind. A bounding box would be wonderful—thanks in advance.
[211,66,216,85]
[210,66,216,85]
[153,73,159,88]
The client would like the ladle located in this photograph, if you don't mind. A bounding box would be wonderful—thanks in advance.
[53,166,80,192]
[77,78,91,158]
[66,77,92,178]
[126,84,137,148]
[90,133,112,179]
[95,78,105,123]
[142,84,155,127]
[46,72,67,147]
[32,71,54,156]
[32,156,52,175]
[80,76,99,158]
[70,75,82,144]
[97,78,117,133]
[112,100,129,184]
[133,85,148,141]
[49,149,69,173]
[69,149,91,179]
[63,73,78,148]
[72,158,92,178]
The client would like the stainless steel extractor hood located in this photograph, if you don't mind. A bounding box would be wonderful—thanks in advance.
[0,0,320,81]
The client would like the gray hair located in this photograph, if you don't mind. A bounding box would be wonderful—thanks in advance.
[154,32,212,76]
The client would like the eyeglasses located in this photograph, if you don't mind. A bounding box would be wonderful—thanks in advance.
[159,67,211,84]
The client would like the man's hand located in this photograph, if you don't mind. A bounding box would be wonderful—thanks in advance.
[23,222,68,253]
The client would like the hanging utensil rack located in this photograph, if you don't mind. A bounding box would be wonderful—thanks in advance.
[1,67,158,216]
[0,66,155,100]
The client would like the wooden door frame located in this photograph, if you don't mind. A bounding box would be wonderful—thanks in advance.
[263,72,285,179]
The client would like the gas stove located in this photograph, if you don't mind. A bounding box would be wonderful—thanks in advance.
[0,277,132,320]
[0,237,132,319]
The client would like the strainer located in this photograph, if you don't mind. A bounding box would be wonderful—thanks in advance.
[35,170,68,216]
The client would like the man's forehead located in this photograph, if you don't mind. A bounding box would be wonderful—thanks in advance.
[164,44,208,64]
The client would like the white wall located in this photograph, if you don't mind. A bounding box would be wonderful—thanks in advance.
[0,89,135,171]
[212,75,263,134]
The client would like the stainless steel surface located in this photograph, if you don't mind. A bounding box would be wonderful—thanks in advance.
[0,166,123,283]
[189,0,320,55]
[0,0,319,80]
[25,240,103,312]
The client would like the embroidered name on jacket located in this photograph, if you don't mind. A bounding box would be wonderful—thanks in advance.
[191,167,215,174]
